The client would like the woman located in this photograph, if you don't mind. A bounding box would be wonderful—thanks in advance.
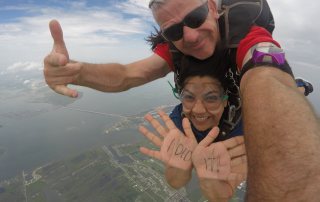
[169,51,243,143]
[139,52,247,201]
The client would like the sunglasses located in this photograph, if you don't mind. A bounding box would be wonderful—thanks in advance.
[161,1,209,42]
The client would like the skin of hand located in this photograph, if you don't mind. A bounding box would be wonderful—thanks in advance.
[44,20,171,97]
[192,128,247,201]
[139,109,247,194]
[139,110,198,188]
[43,20,80,98]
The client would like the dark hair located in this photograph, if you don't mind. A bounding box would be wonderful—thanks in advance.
[145,26,166,50]
[179,49,229,92]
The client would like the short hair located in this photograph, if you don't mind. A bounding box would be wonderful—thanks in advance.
[149,0,166,9]
[148,0,167,13]
[149,0,208,12]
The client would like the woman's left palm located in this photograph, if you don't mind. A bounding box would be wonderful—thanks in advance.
[192,128,247,199]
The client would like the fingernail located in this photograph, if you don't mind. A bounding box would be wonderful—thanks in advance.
[72,91,78,98]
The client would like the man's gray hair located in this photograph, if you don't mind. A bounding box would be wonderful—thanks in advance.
[149,0,210,11]
[148,0,166,10]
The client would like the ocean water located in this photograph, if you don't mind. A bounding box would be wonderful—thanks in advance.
[0,75,179,181]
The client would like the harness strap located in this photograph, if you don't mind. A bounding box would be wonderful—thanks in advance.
[219,0,274,48]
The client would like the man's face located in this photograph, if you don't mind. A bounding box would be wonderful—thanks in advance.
[153,0,220,59]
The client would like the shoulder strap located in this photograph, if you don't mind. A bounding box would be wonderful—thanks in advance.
[218,0,275,48]
[218,49,242,136]
[169,43,184,93]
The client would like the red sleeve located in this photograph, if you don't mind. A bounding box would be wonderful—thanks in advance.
[236,25,281,71]
[153,43,174,71]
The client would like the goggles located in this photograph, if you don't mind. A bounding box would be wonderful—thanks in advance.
[180,89,228,111]
[161,1,209,41]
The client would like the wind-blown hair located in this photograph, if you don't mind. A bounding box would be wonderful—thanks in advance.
[145,26,166,50]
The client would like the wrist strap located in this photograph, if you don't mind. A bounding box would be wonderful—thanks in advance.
[240,59,294,80]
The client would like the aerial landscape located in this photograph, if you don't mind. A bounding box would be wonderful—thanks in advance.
[0,0,319,201]
[0,104,246,202]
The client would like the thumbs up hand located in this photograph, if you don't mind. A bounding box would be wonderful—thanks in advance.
[43,20,79,98]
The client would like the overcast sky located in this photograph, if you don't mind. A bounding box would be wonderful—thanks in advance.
[0,0,319,113]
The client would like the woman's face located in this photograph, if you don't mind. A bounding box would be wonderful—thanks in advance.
[181,76,227,131]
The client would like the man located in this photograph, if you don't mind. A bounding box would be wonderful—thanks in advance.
[44,0,320,201]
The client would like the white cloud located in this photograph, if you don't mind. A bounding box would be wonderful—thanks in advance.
[118,0,152,19]
[23,80,31,85]
[0,0,154,69]
[7,62,42,72]
[1,0,319,69]
[0,4,152,46]
[26,80,45,90]
[128,0,150,8]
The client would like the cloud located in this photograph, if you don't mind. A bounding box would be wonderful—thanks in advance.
[7,62,42,72]
[0,0,154,68]
[269,0,320,46]
[0,3,152,45]
[23,79,45,90]
[0,0,156,93]
[1,0,319,69]
[23,80,31,84]
[117,0,152,19]
[263,0,320,67]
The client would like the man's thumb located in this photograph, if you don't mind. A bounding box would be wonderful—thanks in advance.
[49,20,69,61]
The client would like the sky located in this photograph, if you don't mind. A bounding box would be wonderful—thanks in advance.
[0,0,320,70]
[0,0,319,112]
[0,0,153,69]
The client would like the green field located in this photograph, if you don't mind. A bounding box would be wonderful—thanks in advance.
[17,140,191,202]
[0,138,246,202]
